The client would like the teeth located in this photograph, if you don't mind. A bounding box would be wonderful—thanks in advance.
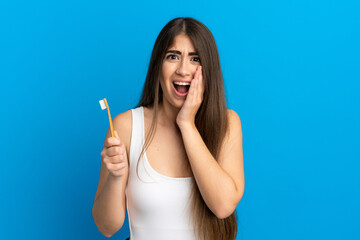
[174,81,190,86]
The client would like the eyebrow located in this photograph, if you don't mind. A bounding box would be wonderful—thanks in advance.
[166,50,199,56]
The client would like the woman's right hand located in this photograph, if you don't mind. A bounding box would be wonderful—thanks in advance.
[100,130,129,178]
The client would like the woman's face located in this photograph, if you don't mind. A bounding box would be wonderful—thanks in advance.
[160,33,201,109]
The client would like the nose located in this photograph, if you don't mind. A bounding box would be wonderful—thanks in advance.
[175,59,191,76]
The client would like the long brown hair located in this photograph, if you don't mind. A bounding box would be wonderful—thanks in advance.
[136,17,237,240]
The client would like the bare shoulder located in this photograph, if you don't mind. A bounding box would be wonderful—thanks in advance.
[218,109,242,162]
[112,109,132,152]
[226,109,242,136]
[227,109,240,121]
[113,109,132,127]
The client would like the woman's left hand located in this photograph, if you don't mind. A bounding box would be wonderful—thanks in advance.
[176,66,205,128]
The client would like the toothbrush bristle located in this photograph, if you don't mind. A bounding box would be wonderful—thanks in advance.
[99,99,106,110]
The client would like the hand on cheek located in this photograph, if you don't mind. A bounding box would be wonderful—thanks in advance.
[176,66,204,128]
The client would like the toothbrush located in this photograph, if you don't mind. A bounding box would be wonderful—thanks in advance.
[99,98,115,138]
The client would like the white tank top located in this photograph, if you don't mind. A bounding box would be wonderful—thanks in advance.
[125,106,196,240]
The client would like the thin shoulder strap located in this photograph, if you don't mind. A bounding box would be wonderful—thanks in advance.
[129,106,144,166]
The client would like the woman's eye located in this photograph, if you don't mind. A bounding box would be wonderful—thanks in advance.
[192,57,201,62]
[166,54,178,60]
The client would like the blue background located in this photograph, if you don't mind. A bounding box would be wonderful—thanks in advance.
[1,0,359,239]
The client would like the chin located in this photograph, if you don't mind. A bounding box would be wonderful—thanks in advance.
[162,88,187,109]
[172,100,185,109]
[164,97,184,109]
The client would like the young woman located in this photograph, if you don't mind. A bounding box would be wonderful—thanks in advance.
[92,17,245,240]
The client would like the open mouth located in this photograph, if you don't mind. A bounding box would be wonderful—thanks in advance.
[172,82,190,96]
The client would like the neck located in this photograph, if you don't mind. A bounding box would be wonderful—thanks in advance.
[157,102,180,129]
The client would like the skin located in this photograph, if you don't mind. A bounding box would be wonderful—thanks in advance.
[144,33,204,178]
[157,34,244,218]
[159,33,204,127]
[92,33,245,237]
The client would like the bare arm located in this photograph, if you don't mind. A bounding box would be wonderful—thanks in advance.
[92,171,127,237]
[178,109,245,219]
[92,110,132,237]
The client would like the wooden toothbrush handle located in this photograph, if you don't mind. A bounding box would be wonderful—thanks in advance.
[103,98,115,138]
